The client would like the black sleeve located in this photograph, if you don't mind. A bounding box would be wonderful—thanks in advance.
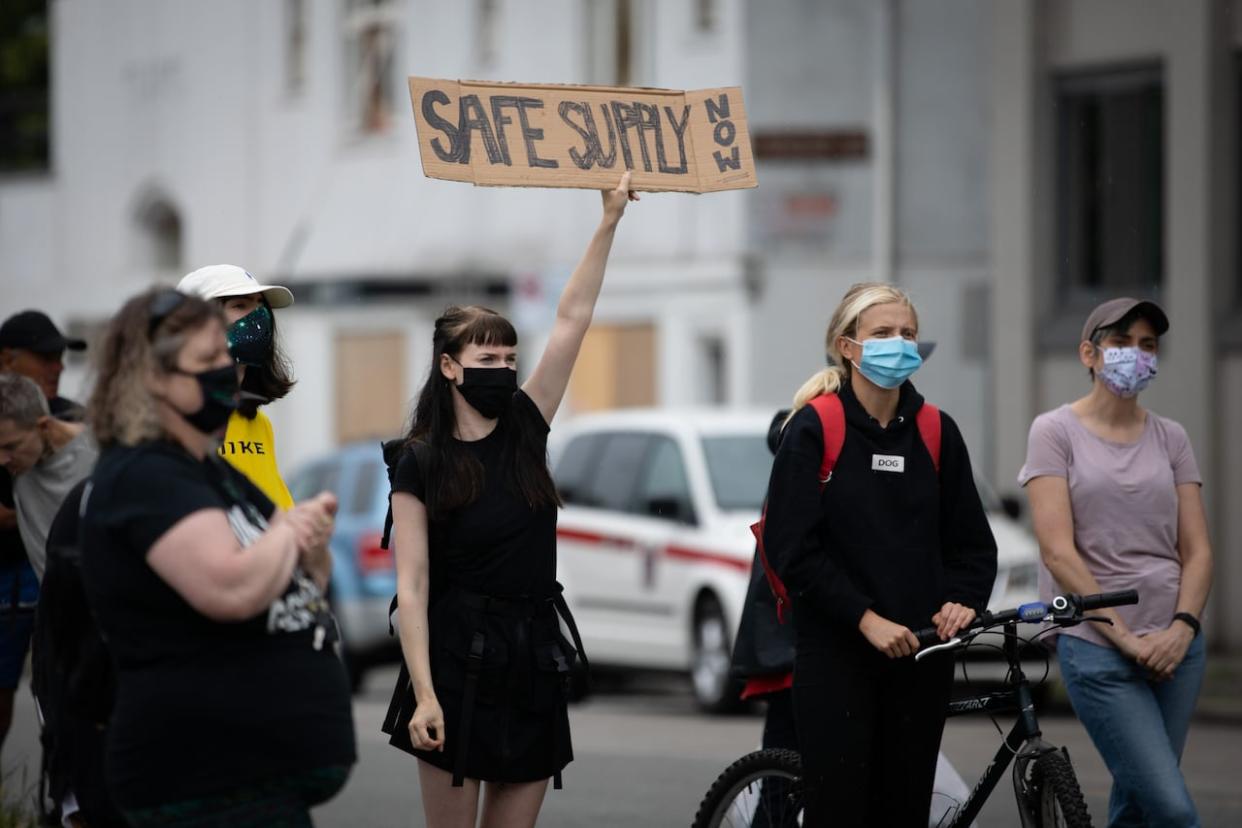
[100,451,227,556]
[765,406,873,630]
[511,389,551,436]
[0,470,13,509]
[392,446,427,502]
[937,412,998,613]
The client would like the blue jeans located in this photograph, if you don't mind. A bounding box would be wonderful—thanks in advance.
[1058,633,1205,828]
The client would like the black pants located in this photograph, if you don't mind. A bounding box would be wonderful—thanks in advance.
[793,627,954,827]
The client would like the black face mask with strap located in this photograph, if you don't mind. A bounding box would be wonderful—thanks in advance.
[454,365,517,419]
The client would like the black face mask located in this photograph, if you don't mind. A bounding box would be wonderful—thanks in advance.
[170,365,239,434]
[455,366,517,419]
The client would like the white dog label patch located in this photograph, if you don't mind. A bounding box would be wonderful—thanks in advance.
[872,454,905,473]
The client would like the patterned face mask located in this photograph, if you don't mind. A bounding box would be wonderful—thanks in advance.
[227,304,274,367]
[1097,346,1158,398]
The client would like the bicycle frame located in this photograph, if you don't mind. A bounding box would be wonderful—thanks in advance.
[938,621,1058,828]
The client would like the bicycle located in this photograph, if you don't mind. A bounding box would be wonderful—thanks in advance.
[691,589,1139,828]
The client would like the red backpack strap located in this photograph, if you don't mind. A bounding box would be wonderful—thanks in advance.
[807,394,846,488]
[915,402,942,474]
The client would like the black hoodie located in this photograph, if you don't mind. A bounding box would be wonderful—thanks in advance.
[764,381,997,636]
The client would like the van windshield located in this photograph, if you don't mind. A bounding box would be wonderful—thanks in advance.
[702,435,772,513]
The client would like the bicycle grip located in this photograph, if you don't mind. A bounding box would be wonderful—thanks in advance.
[1079,589,1139,610]
[913,627,942,648]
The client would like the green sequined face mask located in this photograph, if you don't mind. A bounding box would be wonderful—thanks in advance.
[227,304,274,367]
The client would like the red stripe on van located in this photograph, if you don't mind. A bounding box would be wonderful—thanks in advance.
[664,545,750,573]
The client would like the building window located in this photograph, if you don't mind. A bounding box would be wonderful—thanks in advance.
[133,195,183,271]
[476,0,499,69]
[343,0,401,135]
[0,0,50,173]
[695,0,716,33]
[285,0,308,95]
[585,0,645,86]
[1055,64,1164,299]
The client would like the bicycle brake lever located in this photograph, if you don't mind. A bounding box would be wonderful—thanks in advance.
[915,637,962,662]
[1060,614,1114,629]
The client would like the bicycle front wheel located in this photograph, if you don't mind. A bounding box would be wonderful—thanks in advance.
[692,748,804,828]
[1032,751,1092,828]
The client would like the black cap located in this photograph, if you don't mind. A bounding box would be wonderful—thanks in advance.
[0,311,87,354]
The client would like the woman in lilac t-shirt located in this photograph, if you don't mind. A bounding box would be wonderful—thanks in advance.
[1019,298,1212,828]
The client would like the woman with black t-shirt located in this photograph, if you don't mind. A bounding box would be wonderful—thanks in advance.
[79,288,355,827]
[385,174,636,827]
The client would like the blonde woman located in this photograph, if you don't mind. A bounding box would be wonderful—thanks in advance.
[79,289,354,826]
[763,283,996,826]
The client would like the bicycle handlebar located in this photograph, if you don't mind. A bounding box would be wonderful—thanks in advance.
[912,589,1139,651]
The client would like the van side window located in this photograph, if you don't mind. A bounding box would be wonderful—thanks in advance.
[555,434,601,505]
[636,437,696,524]
[585,433,651,511]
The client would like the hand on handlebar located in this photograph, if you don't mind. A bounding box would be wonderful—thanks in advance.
[859,610,920,659]
[932,602,976,641]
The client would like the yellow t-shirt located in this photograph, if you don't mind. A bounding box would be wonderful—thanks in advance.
[218,410,294,510]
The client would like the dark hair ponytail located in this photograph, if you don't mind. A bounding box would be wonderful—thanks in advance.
[404,305,561,519]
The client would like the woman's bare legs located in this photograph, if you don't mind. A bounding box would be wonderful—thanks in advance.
[479,778,550,828]
[418,760,481,828]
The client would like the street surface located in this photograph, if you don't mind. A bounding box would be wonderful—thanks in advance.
[3,666,1240,826]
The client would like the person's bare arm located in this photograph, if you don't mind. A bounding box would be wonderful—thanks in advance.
[522,172,636,424]
[1026,475,1147,659]
[147,510,300,622]
[391,491,444,751]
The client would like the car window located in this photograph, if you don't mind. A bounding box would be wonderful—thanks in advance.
[289,462,341,503]
[702,435,771,512]
[349,459,384,516]
[584,432,652,512]
[636,437,695,524]
[554,434,602,506]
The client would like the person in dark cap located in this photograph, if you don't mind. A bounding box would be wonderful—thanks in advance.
[0,309,86,757]
[0,310,87,422]
[1019,298,1212,827]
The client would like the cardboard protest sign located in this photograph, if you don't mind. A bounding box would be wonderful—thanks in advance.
[407,77,757,193]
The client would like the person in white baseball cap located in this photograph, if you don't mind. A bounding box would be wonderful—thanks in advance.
[177,265,297,509]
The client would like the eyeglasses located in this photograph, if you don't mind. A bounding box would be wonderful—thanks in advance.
[147,289,187,339]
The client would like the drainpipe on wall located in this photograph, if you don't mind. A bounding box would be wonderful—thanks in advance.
[872,0,897,285]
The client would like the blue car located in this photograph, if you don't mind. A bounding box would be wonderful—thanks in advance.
[288,442,398,691]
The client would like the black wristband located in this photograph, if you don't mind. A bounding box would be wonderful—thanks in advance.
[1172,612,1200,636]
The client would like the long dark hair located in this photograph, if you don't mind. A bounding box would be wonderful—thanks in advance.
[237,297,295,418]
[404,305,561,519]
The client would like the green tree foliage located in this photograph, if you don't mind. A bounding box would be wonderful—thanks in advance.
[0,0,50,172]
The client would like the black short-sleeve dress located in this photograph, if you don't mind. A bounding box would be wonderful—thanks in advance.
[80,441,356,812]
[384,390,579,786]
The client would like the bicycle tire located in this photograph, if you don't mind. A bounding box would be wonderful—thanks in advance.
[692,748,804,828]
[1032,751,1092,828]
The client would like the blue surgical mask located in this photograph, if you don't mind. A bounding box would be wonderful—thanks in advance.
[846,336,923,389]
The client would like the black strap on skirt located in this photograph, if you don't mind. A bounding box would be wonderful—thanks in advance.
[452,630,487,787]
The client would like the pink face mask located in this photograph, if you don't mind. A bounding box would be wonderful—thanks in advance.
[1098,347,1157,398]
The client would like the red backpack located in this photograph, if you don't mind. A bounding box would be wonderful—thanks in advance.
[751,393,942,624]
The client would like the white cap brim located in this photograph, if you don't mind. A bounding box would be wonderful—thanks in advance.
[178,264,295,309]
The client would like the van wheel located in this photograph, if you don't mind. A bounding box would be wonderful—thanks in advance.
[691,594,742,713]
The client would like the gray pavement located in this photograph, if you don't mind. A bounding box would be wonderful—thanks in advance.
[3,665,1241,826]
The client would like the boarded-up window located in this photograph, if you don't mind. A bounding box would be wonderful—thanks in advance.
[335,331,406,443]
[569,323,656,411]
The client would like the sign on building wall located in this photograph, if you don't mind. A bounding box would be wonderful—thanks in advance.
[407,76,757,193]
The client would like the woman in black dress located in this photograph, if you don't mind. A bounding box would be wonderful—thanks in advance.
[387,174,636,827]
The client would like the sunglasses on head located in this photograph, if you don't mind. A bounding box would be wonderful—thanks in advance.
[147,289,187,339]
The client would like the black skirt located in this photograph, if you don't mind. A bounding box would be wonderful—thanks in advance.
[382,587,581,786]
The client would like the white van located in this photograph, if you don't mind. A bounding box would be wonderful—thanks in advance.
[551,408,1039,711]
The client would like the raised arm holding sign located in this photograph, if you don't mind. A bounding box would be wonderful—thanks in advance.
[408,77,758,193]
